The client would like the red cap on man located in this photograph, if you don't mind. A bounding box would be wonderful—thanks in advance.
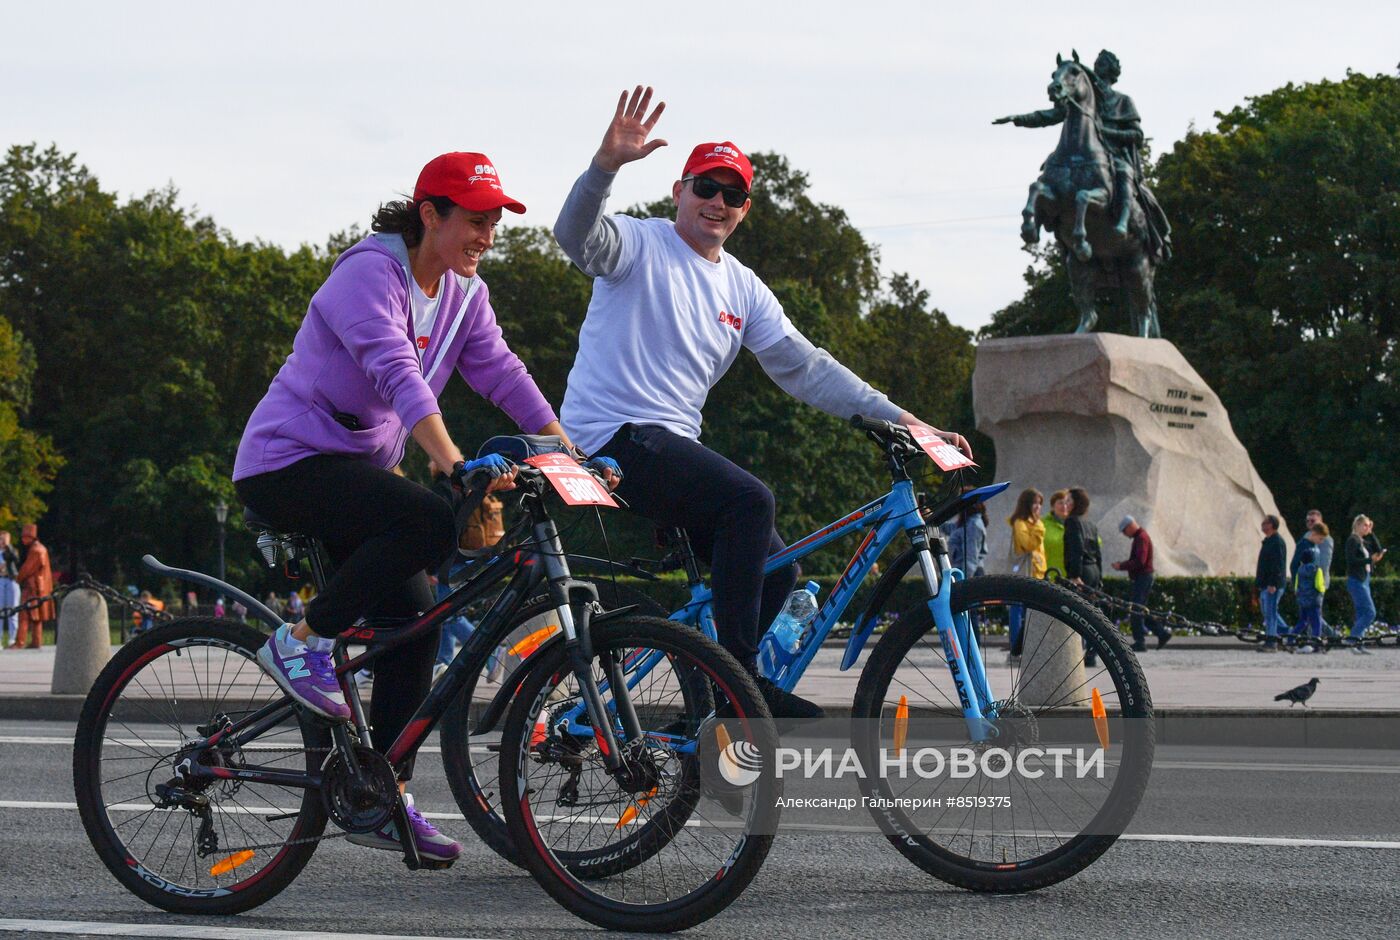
[414,152,526,214]
[682,142,753,190]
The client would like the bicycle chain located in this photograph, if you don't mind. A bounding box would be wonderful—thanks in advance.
[1053,575,1399,648]
[164,744,359,856]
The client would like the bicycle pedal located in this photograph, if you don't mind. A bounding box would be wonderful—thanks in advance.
[405,856,456,872]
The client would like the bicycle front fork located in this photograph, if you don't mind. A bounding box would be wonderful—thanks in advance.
[916,534,997,742]
[536,519,637,773]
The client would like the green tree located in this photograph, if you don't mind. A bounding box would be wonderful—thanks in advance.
[0,315,63,528]
[983,71,1400,529]
[0,144,332,582]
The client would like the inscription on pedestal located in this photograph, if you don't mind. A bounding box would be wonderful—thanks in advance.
[1150,387,1208,429]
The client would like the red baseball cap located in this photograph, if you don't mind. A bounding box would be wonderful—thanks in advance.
[414,152,526,214]
[682,142,753,190]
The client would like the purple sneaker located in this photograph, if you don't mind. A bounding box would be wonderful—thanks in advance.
[257,625,351,721]
[348,793,462,864]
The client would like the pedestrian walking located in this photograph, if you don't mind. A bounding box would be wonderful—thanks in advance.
[1042,489,1070,580]
[1112,515,1171,650]
[0,530,21,648]
[940,488,989,577]
[1255,515,1288,651]
[1006,489,1046,658]
[14,524,54,649]
[1344,515,1383,653]
[1063,488,1105,665]
[1292,542,1326,652]
[1288,510,1335,637]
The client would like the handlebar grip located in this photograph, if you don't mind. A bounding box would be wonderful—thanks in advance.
[850,414,899,434]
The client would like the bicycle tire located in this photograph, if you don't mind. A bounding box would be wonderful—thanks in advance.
[501,615,778,933]
[74,618,328,914]
[439,578,668,866]
[851,575,1154,892]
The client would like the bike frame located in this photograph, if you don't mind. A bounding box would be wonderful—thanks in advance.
[154,476,643,810]
[652,478,1009,742]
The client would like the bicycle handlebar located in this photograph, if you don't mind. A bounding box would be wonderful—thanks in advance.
[850,414,902,436]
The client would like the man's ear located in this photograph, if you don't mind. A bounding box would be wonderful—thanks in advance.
[671,179,684,204]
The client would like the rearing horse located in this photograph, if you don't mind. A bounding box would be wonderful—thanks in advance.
[1008,53,1161,337]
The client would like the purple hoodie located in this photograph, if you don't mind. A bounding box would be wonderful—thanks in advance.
[234,234,556,481]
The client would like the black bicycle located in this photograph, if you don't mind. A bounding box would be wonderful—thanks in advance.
[74,441,779,932]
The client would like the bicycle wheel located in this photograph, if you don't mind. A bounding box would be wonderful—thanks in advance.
[75,618,328,914]
[440,579,667,866]
[501,615,779,933]
[852,575,1154,892]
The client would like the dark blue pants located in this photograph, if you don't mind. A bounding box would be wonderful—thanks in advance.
[597,424,797,672]
[1129,572,1165,645]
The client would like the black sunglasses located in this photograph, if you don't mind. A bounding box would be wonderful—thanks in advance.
[683,175,749,208]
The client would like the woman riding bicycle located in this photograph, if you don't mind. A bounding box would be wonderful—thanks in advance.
[233,151,575,865]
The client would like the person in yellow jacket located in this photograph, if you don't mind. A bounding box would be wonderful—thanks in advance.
[1042,489,1070,579]
[1007,489,1046,658]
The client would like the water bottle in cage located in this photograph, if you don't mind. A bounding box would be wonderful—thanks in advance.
[759,581,821,681]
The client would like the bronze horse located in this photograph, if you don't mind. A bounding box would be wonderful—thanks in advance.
[1014,53,1161,337]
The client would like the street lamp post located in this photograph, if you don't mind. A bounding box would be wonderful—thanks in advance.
[215,499,228,584]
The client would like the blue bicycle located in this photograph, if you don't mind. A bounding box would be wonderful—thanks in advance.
[496,416,1154,899]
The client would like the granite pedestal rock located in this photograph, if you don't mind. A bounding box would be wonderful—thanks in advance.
[974,334,1290,577]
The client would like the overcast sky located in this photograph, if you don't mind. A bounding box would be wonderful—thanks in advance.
[4,1,1396,332]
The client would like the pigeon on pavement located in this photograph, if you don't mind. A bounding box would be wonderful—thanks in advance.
[1274,677,1319,707]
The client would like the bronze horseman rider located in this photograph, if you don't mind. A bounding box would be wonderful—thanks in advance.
[996,50,1171,260]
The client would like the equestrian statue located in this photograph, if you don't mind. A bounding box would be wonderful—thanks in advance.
[995,50,1172,337]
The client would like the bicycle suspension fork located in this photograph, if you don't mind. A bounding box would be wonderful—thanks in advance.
[912,526,996,741]
[534,518,636,771]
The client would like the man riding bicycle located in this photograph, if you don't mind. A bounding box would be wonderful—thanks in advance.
[554,86,972,719]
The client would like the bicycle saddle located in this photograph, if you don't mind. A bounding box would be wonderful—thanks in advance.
[243,507,285,534]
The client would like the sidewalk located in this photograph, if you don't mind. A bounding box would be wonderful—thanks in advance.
[3,643,1397,746]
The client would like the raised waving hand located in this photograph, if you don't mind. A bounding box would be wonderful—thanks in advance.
[594,85,667,173]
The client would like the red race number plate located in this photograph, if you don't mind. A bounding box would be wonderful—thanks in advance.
[523,453,618,507]
[909,426,976,471]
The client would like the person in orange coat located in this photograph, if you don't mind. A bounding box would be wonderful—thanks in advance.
[15,524,55,649]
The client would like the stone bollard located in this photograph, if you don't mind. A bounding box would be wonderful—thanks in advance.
[1018,614,1089,708]
[51,588,111,694]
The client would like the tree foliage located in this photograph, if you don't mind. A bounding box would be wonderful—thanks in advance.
[0,314,62,529]
[982,71,1400,531]
[0,144,333,582]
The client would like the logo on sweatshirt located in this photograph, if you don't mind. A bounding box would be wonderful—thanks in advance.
[718,311,743,331]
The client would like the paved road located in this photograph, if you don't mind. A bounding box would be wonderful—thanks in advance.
[2,720,1396,939]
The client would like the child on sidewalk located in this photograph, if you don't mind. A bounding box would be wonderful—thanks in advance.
[1294,542,1326,653]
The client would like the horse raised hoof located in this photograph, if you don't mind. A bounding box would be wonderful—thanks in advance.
[1074,311,1098,334]
[1072,238,1093,262]
[1020,220,1038,245]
